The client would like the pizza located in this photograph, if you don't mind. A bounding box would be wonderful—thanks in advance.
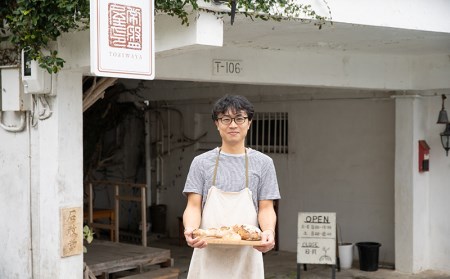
[193,224,262,241]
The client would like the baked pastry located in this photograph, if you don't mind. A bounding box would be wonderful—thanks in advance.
[232,224,262,241]
[193,226,233,238]
[193,224,261,241]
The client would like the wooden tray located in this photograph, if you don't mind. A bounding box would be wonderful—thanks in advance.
[201,237,262,246]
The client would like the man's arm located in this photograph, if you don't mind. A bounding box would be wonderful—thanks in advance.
[183,193,202,230]
[183,193,207,248]
[255,200,277,253]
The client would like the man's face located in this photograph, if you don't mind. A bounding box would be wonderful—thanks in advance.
[215,109,251,146]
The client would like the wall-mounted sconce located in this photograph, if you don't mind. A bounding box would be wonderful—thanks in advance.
[437,94,450,156]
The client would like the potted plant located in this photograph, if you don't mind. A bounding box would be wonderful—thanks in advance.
[83,226,96,279]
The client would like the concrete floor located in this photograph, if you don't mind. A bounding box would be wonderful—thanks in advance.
[149,237,450,279]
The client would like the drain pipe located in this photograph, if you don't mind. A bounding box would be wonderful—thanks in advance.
[144,106,152,207]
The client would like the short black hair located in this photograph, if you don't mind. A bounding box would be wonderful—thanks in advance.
[212,95,254,121]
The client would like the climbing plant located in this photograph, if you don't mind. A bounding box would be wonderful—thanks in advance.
[0,0,330,74]
[0,0,89,73]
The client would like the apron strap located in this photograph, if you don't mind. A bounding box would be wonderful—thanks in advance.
[212,148,221,186]
[212,148,249,188]
[245,149,248,189]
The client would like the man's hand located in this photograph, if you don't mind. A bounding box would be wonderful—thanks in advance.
[184,227,208,249]
[257,199,277,253]
[183,194,207,249]
[254,229,275,253]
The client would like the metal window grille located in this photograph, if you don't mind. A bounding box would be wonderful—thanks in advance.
[247,112,288,154]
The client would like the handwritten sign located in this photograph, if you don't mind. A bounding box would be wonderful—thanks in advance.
[297,212,336,265]
[60,207,83,257]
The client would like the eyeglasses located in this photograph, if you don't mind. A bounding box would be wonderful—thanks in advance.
[217,116,248,125]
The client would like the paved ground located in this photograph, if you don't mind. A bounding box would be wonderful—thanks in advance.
[149,237,450,279]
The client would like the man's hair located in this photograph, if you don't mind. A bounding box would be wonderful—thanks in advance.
[211,95,254,121]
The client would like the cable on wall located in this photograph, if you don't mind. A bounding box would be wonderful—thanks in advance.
[0,111,26,132]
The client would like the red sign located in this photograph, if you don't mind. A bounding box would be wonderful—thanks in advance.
[108,3,142,50]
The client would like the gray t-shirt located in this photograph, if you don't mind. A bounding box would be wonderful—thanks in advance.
[183,147,281,211]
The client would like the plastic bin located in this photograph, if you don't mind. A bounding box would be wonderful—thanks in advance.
[356,242,381,271]
[338,242,354,269]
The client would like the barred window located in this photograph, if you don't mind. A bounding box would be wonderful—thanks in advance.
[247,112,288,154]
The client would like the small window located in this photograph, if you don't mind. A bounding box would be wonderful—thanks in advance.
[247,112,288,154]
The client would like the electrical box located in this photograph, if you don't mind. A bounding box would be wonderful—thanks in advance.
[418,140,430,172]
[1,68,31,111]
[21,50,51,94]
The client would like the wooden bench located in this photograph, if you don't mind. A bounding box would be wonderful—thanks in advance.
[121,267,179,279]
[84,209,115,241]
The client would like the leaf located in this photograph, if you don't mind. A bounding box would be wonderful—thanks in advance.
[83,225,95,244]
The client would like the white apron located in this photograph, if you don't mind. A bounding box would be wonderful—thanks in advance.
[187,149,264,279]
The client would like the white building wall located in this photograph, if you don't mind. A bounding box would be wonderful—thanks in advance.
[412,97,430,272]
[29,70,84,278]
[426,94,450,272]
[0,111,32,278]
[155,47,450,90]
[394,93,450,273]
[411,55,450,90]
[0,31,86,278]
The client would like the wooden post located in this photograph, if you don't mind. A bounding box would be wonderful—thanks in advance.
[89,183,93,227]
[115,185,120,242]
[141,187,147,247]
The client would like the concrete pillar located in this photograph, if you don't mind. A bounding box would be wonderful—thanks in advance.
[0,111,32,277]
[30,70,84,278]
[394,95,430,273]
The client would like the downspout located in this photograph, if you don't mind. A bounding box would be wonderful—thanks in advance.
[144,107,152,207]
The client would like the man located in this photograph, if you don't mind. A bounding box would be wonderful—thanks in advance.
[182,95,281,278]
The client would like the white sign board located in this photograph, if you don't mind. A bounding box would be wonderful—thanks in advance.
[297,212,336,265]
[90,0,155,79]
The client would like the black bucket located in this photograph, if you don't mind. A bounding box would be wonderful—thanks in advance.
[150,204,167,233]
[356,242,381,271]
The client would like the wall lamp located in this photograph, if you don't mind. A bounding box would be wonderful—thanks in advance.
[437,94,450,156]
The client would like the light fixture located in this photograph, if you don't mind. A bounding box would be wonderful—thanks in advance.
[437,94,449,124]
[437,94,450,156]
[441,123,450,156]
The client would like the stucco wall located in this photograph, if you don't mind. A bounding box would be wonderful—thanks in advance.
[426,94,450,272]
[0,112,32,278]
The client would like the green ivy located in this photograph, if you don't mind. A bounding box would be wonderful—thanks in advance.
[201,0,330,23]
[0,0,330,74]
[0,0,89,73]
[83,225,94,253]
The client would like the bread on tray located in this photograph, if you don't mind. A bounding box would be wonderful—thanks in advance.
[193,224,262,241]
